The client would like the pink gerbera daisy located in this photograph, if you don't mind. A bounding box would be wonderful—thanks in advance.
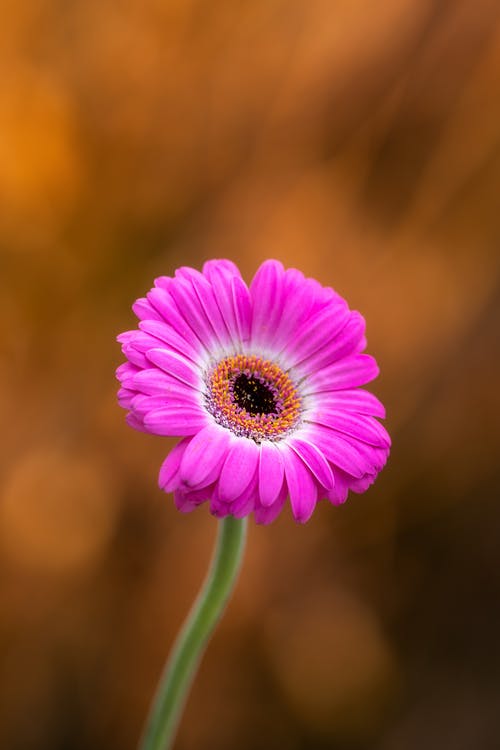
[116,260,390,524]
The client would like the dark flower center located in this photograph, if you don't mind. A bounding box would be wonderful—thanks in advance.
[206,354,301,442]
[232,374,278,415]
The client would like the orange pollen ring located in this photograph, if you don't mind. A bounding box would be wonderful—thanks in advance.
[204,354,302,442]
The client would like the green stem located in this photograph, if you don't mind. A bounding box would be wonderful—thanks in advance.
[139,516,248,750]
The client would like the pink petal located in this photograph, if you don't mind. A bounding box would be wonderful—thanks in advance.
[280,445,317,523]
[116,362,139,385]
[144,406,208,436]
[284,302,349,368]
[147,287,207,351]
[269,269,315,351]
[249,260,286,347]
[125,412,148,432]
[258,441,285,507]
[153,275,172,289]
[158,439,190,492]
[145,349,202,389]
[209,495,232,518]
[308,281,344,314]
[307,409,390,447]
[316,389,386,419]
[218,438,260,503]
[131,391,195,419]
[202,259,242,280]
[145,287,175,321]
[174,487,211,513]
[254,484,287,525]
[132,368,198,397]
[122,344,149,368]
[123,331,162,353]
[177,267,232,349]
[179,424,231,489]
[117,387,135,409]
[168,277,220,351]
[132,297,163,322]
[348,472,377,493]
[339,434,390,473]
[231,276,253,345]
[117,331,136,345]
[304,354,379,394]
[327,471,349,505]
[203,263,240,345]
[301,424,366,478]
[229,470,259,518]
[297,311,365,372]
[288,436,334,490]
[139,320,201,362]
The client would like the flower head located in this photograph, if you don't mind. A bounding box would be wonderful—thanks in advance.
[116,260,390,524]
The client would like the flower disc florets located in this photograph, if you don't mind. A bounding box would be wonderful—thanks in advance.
[116,259,390,524]
[205,354,301,442]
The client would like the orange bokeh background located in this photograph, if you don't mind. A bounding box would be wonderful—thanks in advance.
[1,2,500,748]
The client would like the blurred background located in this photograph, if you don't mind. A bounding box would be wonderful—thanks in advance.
[1,0,500,748]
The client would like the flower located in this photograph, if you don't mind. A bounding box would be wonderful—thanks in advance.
[116,260,390,524]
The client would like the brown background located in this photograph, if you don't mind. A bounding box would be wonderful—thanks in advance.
[1,1,500,749]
